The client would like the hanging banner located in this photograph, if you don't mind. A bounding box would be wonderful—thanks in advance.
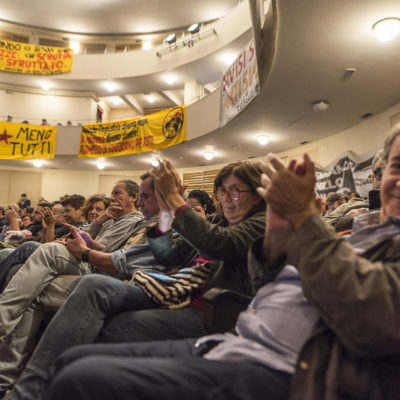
[0,122,56,160]
[220,38,260,127]
[79,106,186,158]
[315,150,377,198]
[0,39,73,75]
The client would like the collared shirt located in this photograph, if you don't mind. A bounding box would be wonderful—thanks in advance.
[196,265,320,373]
[347,215,400,253]
[86,211,144,254]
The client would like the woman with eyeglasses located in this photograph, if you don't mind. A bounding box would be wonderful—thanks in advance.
[148,159,266,302]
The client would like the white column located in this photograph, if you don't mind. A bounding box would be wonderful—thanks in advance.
[184,80,204,105]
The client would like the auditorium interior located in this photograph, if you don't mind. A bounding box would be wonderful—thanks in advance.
[0,0,399,204]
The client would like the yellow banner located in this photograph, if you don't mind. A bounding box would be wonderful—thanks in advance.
[79,106,186,158]
[0,122,56,160]
[0,40,73,75]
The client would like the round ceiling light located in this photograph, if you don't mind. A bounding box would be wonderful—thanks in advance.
[69,41,80,53]
[40,81,51,91]
[151,159,160,167]
[142,41,152,51]
[373,18,400,42]
[257,135,270,145]
[96,160,106,170]
[32,160,44,168]
[312,100,329,112]
[103,81,118,93]
[111,97,122,106]
[163,74,177,85]
[204,151,214,160]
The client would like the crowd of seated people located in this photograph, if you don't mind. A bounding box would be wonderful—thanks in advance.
[321,149,383,233]
[0,125,399,400]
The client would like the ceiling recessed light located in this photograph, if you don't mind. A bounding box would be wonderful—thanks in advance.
[69,41,80,53]
[111,97,122,106]
[40,82,51,91]
[163,74,177,85]
[165,34,176,44]
[142,41,152,50]
[257,135,270,145]
[204,151,214,160]
[147,95,155,104]
[188,23,200,34]
[103,81,118,92]
[219,52,238,66]
[373,18,400,42]
[151,159,159,167]
[312,100,329,112]
[96,161,106,170]
[32,160,44,168]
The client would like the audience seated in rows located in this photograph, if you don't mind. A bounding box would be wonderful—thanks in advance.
[0,161,266,399]
[0,125,397,400]
[0,180,151,391]
[12,123,400,400]
[323,149,384,231]
[0,195,107,296]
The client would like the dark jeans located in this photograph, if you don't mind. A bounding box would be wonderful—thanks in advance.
[45,340,292,400]
[0,242,41,292]
[11,274,207,400]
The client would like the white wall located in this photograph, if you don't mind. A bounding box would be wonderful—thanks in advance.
[107,108,140,122]
[0,90,96,125]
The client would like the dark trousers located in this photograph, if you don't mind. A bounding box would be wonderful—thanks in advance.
[45,339,292,400]
[0,241,41,292]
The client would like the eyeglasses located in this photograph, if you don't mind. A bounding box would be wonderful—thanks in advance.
[373,167,382,180]
[216,186,252,201]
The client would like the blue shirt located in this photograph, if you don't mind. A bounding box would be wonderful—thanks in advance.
[196,265,320,373]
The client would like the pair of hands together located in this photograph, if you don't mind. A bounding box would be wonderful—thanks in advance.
[257,153,320,231]
[149,159,188,232]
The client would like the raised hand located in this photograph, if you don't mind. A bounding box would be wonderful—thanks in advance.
[40,207,55,228]
[258,153,319,230]
[149,159,186,212]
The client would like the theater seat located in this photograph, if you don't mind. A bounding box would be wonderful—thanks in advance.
[203,287,251,334]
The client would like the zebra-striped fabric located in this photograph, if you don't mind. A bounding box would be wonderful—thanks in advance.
[130,263,210,309]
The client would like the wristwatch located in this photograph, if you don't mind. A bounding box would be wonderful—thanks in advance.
[81,249,91,262]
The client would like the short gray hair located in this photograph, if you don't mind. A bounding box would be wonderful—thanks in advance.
[382,124,400,168]
[116,180,139,197]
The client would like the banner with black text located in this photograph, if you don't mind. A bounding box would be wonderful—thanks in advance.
[0,122,56,159]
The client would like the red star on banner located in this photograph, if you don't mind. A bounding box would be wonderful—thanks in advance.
[0,130,13,144]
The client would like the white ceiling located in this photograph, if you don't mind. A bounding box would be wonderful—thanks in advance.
[0,0,400,171]
[0,0,238,34]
